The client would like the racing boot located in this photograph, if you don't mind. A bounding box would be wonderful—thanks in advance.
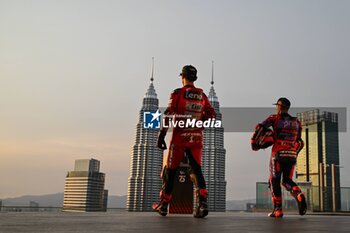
[268,197,283,218]
[152,192,171,217]
[291,186,307,216]
[194,189,208,218]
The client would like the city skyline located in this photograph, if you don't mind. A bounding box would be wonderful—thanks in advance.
[1,0,350,201]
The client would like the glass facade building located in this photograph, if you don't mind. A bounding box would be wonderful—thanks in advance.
[296,109,341,211]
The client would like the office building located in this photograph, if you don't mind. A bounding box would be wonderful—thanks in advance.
[63,158,108,212]
[296,109,341,211]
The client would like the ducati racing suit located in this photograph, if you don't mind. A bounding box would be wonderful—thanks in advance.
[159,85,216,209]
[260,113,304,209]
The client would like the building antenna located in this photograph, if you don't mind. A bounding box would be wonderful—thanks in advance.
[150,57,154,83]
[211,60,214,85]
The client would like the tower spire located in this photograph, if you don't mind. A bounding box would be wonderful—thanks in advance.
[150,57,154,83]
[211,60,214,86]
[208,60,218,103]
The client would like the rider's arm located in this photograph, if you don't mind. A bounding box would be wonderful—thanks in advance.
[260,114,277,129]
[296,119,304,153]
[160,89,180,133]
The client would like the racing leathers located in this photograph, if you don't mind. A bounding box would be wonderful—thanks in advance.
[157,84,216,216]
[259,113,306,216]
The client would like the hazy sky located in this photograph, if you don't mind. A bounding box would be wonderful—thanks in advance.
[0,0,349,200]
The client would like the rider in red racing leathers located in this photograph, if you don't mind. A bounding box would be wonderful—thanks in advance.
[251,97,306,218]
[154,65,216,218]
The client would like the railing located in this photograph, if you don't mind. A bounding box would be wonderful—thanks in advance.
[0,206,62,212]
[256,182,350,212]
[0,207,127,213]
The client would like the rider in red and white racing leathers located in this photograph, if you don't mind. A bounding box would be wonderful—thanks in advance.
[251,97,306,218]
[154,65,216,218]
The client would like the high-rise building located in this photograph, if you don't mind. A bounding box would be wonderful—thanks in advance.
[127,58,163,211]
[202,62,226,211]
[296,109,341,211]
[63,158,108,212]
[102,190,108,212]
[29,201,39,212]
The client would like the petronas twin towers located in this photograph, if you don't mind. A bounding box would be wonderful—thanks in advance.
[202,65,226,211]
[126,79,164,211]
[127,61,226,212]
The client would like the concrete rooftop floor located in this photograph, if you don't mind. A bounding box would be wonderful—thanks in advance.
[0,211,349,233]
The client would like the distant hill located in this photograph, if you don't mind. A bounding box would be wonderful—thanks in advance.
[1,193,127,208]
[1,193,64,207]
[1,193,254,210]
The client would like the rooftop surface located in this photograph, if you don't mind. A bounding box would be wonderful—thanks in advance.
[0,211,349,233]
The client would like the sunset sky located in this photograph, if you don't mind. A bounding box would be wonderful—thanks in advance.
[1,0,349,200]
